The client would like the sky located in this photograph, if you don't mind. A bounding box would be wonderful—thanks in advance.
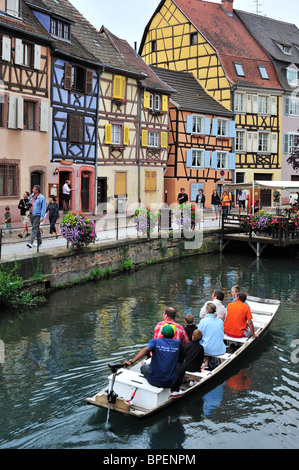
[69,0,298,48]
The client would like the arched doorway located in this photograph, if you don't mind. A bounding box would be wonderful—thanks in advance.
[81,171,91,212]
[31,171,43,193]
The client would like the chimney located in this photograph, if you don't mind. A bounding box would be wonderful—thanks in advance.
[222,0,234,14]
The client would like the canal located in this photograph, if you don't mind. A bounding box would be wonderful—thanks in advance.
[0,253,298,449]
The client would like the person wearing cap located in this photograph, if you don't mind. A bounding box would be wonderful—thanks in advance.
[153,307,190,346]
[124,323,186,398]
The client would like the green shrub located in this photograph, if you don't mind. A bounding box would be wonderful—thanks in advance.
[0,262,40,307]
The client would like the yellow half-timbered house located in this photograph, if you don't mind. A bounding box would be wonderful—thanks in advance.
[140,0,283,205]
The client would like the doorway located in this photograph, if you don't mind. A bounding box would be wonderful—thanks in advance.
[31,172,42,193]
[81,172,90,212]
[254,173,272,206]
[97,177,107,212]
[59,172,72,210]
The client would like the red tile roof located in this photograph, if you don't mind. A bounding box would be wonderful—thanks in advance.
[172,0,282,89]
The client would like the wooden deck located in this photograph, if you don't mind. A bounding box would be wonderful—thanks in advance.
[221,214,299,256]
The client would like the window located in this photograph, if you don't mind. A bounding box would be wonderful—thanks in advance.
[23,100,36,130]
[284,133,299,154]
[145,171,157,191]
[287,66,298,87]
[236,131,246,152]
[234,62,245,77]
[285,97,299,116]
[68,115,84,143]
[191,149,204,168]
[150,93,161,111]
[235,93,245,113]
[64,63,93,95]
[217,152,229,170]
[112,124,121,145]
[190,33,198,46]
[4,0,20,18]
[217,119,228,137]
[148,131,159,148]
[276,42,292,55]
[151,40,157,52]
[258,96,270,114]
[0,160,19,197]
[192,115,204,134]
[51,18,71,41]
[258,133,269,153]
[259,66,269,80]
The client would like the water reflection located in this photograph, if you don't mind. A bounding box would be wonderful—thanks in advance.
[0,253,299,449]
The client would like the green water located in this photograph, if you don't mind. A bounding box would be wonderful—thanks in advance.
[0,253,298,449]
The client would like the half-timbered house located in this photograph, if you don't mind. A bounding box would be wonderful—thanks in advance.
[0,0,52,223]
[236,11,299,199]
[152,67,235,207]
[97,27,173,212]
[140,0,283,206]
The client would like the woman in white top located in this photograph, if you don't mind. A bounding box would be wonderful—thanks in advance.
[199,290,227,322]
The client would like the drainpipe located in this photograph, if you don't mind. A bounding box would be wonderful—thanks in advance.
[138,86,142,204]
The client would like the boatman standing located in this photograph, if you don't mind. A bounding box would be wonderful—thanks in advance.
[124,323,186,398]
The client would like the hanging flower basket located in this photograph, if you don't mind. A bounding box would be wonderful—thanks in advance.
[60,211,96,250]
[173,203,200,230]
[248,210,278,233]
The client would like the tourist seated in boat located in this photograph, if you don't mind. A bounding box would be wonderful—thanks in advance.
[124,323,186,398]
[199,290,227,321]
[184,329,204,383]
[198,303,226,368]
[224,292,258,339]
[184,314,197,341]
[153,307,190,346]
[231,285,249,305]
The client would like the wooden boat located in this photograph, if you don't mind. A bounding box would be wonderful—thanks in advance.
[86,296,280,419]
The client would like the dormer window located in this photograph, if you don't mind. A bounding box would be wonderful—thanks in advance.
[51,17,71,41]
[259,66,269,80]
[276,42,292,55]
[234,62,245,77]
[287,65,298,87]
[1,0,20,18]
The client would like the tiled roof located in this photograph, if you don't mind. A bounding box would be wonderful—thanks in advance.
[152,67,233,117]
[102,27,174,93]
[0,1,52,42]
[170,0,282,89]
[236,10,299,90]
[27,0,145,74]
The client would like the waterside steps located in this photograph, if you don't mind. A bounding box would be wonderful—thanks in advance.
[221,213,299,257]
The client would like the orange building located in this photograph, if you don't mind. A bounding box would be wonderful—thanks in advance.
[152,68,235,207]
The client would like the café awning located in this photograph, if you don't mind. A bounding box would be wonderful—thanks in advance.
[224,181,299,192]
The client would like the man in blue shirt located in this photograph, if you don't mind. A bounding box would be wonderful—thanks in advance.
[27,185,46,249]
[125,323,186,398]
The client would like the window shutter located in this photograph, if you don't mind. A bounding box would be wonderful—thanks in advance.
[162,95,168,112]
[115,172,127,195]
[85,69,93,95]
[271,133,278,154]
[252,132,259,152]
[17,96,23,129]
[2,37,11,62]
[113,75,125,99]
[160,131,168,148]
[204,151,210,168]
[204,117,210,135]
[271,96,277,115]
[141,129,148,147]
[8,95,17,129]
[64,63,72,90]
[105,123,112,145]
[145,171,157,191]
[284,97,290,115]
[212,118,218,136]
[15,38,23,65]
[186,149,192,167]
[228,153,236,170]
[34,45,41,70]
[228,121,236,138]
[186,115,193,134]
[68,115,84,143]
[252,94,258,114]
[143,91,151,108]
[123,126,130,146]
[284,134,289,154]
[40,101,49,132]
[246,94,252,113]
[211,152,217,169]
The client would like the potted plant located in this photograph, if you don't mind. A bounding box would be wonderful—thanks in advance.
[131,206,160,237]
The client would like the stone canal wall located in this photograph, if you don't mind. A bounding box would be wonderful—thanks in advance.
[2,230,220,292]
